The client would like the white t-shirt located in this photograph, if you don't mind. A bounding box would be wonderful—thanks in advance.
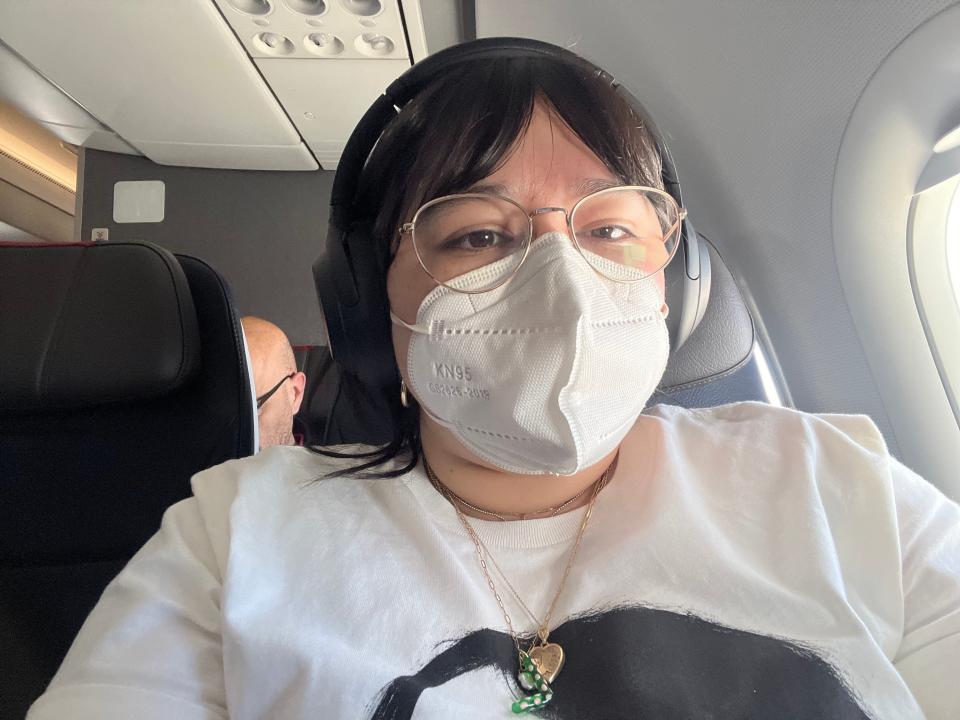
[27,402,960,719]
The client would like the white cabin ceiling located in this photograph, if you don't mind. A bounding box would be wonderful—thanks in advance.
[0,0,446,171]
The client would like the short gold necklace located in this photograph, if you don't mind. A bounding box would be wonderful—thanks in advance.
[423,455,614,714]
[430,473,599,521]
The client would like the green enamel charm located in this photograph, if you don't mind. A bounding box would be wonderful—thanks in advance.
[511,653,553,714]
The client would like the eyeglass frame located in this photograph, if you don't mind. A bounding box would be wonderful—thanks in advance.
[398,185,687,295]
[255,372,296,411]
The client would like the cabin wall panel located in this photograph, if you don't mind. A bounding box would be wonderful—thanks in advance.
[0,179,73,243]
[79,149,330,345]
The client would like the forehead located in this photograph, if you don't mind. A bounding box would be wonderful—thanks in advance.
[473,103,619,205]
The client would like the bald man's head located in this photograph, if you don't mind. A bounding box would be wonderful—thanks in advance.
[241,316,306,449]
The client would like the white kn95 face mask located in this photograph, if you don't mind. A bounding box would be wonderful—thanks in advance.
[391,232,669,476]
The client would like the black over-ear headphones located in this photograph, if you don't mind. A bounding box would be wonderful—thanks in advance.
[315,37,711,390]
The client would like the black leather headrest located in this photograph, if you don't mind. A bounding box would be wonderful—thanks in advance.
[0,242,200,412]
[658,237,755,391]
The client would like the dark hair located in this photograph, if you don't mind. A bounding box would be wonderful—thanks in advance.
[309,53,663,478]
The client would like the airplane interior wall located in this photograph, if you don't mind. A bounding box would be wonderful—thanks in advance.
[78,148,331,346]
[0,178,73,242]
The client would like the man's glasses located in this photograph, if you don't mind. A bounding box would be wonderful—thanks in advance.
[256,373,295,411]
[398,185,686,294]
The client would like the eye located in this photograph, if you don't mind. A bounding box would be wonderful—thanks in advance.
[583,225,636,242]
[443,229,516,251]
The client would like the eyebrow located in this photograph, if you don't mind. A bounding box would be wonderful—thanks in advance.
[464,178,622,199]
[575,178,622,195]
[465,183,510,196]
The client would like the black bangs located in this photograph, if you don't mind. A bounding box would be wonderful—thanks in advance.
[357,57,538,255]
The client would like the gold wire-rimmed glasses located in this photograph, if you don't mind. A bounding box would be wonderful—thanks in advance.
[398,186,687,294]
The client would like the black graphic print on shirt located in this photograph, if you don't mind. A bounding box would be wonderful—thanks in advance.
[367,605,871,719]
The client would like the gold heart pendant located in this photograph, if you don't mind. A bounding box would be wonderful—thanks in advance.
[529,643,565,684]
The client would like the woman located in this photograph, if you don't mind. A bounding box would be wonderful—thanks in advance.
[28,39,960,720]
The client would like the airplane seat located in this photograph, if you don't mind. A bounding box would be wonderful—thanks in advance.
[0,241,256,720]
[650,236,769,408]
[295,234,772,446]
[293,343,394,446]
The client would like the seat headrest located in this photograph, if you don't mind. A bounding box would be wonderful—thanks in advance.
[658,237,755,392]
[0,242,200,412]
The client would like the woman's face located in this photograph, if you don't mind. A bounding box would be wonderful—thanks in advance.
[386,102,668,393]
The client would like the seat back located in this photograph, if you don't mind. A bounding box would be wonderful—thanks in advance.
[651,237,770,407]
[0,241,255,719]
[294,343,393,445]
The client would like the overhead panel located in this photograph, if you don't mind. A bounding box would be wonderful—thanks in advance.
[257,58,409,169]
[0,42,139,157]
[216,0,413,62]
[0,0,318,170]
[215,0,424,169]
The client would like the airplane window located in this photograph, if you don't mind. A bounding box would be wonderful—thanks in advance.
[948,179,960,308]
[752,341,784,407]
[908,164,960,427]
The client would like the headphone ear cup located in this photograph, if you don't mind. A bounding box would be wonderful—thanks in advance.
[314,219,398,388]
[315,218,352,374]
[686,221,711,336]
[665,218,711,350]
[351,220,399,388]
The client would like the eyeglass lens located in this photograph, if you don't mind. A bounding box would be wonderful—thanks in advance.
[411,188,679,291]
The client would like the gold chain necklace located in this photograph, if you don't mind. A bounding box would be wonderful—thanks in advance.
[472,527,547,629]
[433,475,599,521]
[423,455,615,714]
[427,470,609,629]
